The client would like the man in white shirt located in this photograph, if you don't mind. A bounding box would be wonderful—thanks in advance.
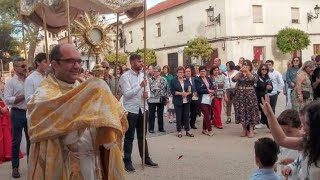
[120,54,158,172]
[266,60,284,112]
[24,52,48,102]
[4,57,30,178]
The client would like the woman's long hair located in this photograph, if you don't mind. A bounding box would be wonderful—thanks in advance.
[114,65,123,77]
[257,64,270,79]
[303,102,320,167]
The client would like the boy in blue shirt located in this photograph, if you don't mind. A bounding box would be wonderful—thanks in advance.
[249,137,280,180]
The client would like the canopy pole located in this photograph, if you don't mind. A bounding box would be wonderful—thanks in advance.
[21,17,27,60]
[142,0,147,170]
[66,0,71,43]
[42,7,49,62]
[115,13,120,99]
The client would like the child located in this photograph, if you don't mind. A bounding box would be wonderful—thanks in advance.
[167,96,175,123]
[280,106,311,180]
[250,137,280,180]
[276,109,303,180]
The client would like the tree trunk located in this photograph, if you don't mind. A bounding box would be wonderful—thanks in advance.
[27,26,39,67]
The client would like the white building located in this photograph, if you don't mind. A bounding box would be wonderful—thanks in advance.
[123,0,320,72]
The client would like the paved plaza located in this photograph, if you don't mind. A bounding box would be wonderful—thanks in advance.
[0,95,286,180]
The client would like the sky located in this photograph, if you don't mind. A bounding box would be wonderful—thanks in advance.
[148,0,165,8]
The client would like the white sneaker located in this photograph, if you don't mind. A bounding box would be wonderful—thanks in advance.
[255,124,267,129]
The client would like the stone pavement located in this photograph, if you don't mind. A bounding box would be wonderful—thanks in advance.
[0,95,286,180]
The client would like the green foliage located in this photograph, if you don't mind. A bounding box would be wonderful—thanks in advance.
[0,0,40,63]
[135,48,157,65]
[276,27,310,54]
[104,52,128,66]
[183,37,212,60]
[0,23,21,56]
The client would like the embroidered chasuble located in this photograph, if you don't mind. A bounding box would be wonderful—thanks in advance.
[27,74,128,180]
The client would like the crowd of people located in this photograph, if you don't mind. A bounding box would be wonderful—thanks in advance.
[0,42,320,179]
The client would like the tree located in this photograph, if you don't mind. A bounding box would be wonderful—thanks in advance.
[184,37,212,65]
[104,52,128,66]
[0,0,40,65]
[136,48,157,65]
[276,27,310,57]
[0,23,20,56]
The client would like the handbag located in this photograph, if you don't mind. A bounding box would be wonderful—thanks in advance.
[301,91,310,100]
[160,96,168,105]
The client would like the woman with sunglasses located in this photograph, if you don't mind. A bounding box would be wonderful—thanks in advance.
[286,57,302,108]
[232,60,260,138]
[255,64,273,128]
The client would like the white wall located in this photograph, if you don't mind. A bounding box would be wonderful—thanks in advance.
[226,0,320,36]
[224,0,320,71]
[123,0,227,65]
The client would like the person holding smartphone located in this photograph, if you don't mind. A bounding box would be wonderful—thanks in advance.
[255,64,273,129]
[232,60,260,138]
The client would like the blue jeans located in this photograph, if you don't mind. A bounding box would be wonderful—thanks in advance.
[11,108,30,168]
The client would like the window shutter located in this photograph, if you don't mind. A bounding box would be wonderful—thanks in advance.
[291,8,300,23]
[252,5,263,23]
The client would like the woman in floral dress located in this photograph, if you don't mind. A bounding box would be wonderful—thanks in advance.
[232,60,260,138]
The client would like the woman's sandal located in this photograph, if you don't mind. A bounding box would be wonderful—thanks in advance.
[186,132,194,137]
[225,118,231,124]
[240,131,247,137]
[247,131,254,138]
[177,132,182,138]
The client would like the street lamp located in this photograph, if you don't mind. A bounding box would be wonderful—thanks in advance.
[206,6,221,25]
[307,5,320,23]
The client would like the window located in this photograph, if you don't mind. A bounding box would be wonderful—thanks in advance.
[314,44,320,55]
[48,32,52,38]
[129,31,133,43]
[177,16,183,32]
[291,7,300,23]
[156,23,161,37]
[252,5,263,23]
[141,28,144,41]
[65,32,67,37]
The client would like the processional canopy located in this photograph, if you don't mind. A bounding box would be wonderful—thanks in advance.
[19,0,144,33]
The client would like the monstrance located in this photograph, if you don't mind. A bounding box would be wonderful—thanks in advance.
[71,11,114,78]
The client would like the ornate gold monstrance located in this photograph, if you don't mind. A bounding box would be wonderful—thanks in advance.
[71,11,114,78]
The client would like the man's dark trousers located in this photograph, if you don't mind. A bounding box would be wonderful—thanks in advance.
[123,109,150,165]
[11,108,30,168]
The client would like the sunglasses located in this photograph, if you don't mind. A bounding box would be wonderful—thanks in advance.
[104,66,109,69]
[15,64,26,68]
[261,68,268,71]
[293,60,299,62]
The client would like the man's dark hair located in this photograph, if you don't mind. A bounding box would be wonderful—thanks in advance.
[252,59,259,64]
[254,137,279,167]
[34,52,47,68]
[129,54,142,61]
[50,44,62,62]
[265,60,274,65]
[315,55,320,62]
[277,109,301,128]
